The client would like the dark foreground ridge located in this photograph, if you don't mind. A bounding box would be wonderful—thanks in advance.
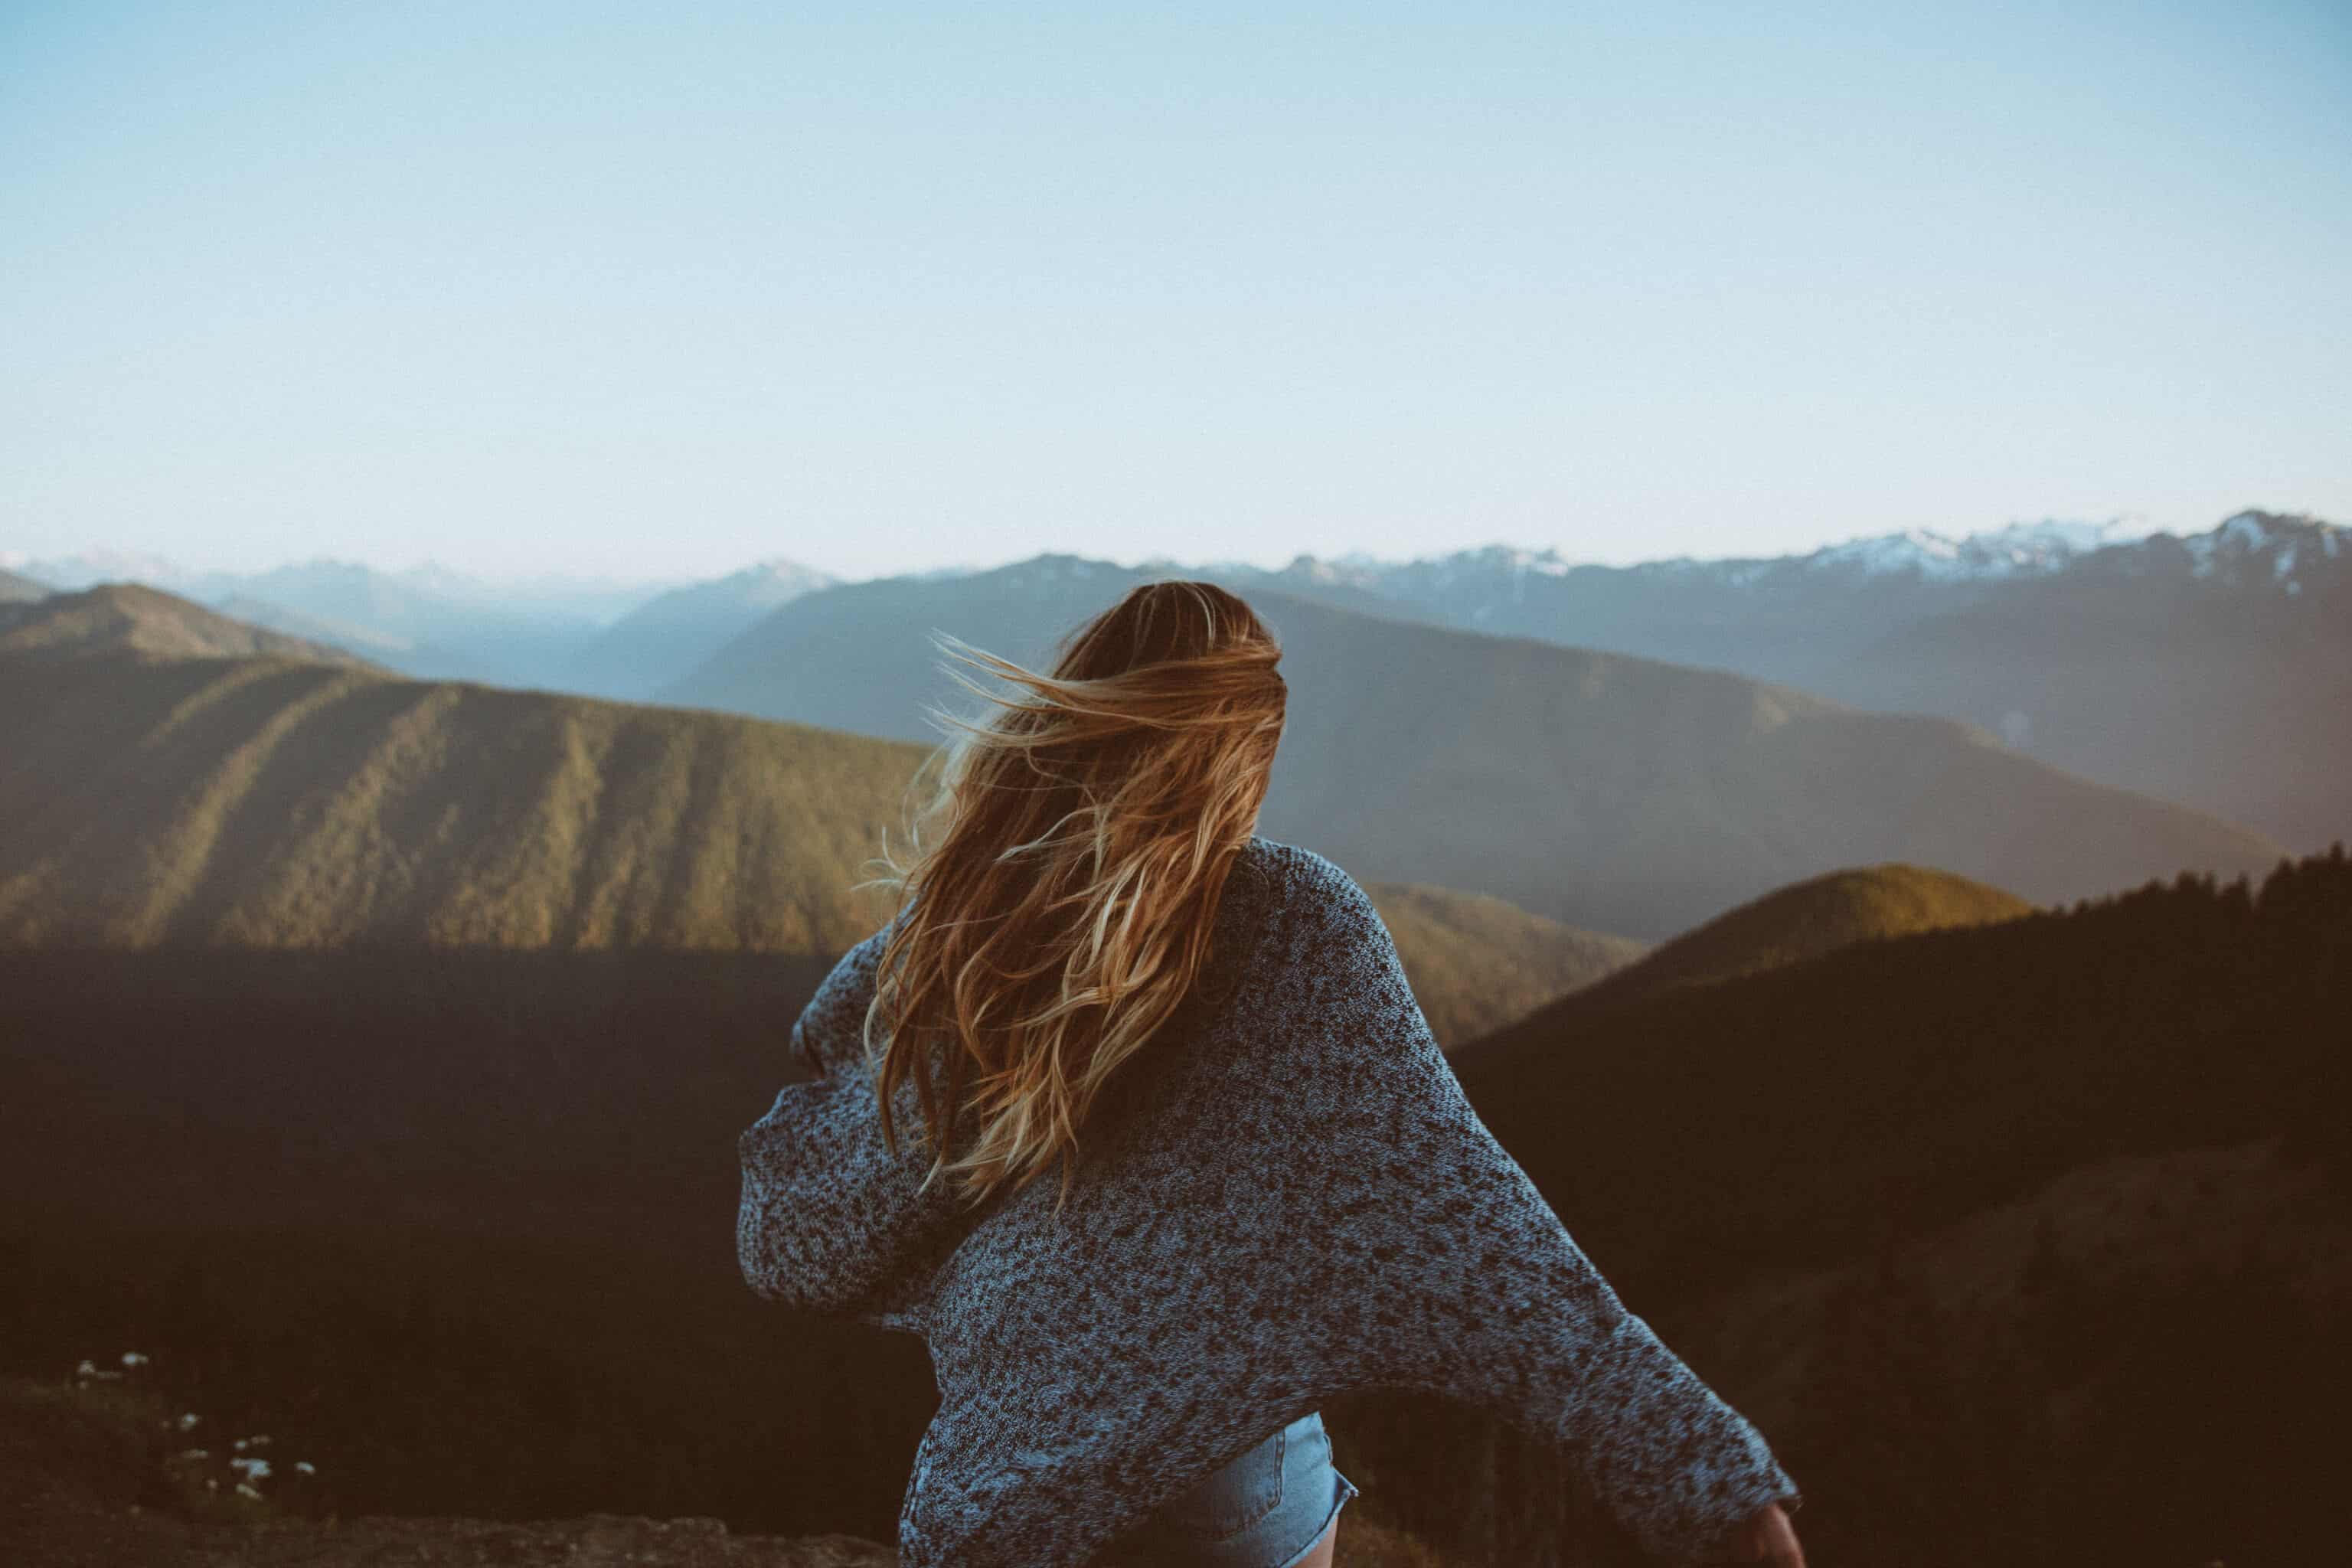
[0,1372,894,1568]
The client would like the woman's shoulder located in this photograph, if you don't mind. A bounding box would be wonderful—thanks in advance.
[1231,837,1402,993]
[1243,835,1380,929]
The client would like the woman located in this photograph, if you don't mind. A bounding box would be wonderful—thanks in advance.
[738,580,1806,1568]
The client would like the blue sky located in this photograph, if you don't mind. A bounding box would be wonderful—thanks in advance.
[5,0,2347,582]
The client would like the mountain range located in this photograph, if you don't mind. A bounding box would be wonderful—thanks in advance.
[3,554,657,692]
[2,545,2300,937]
[0,586,1615,1045]
[0,563,2335,1566]
[0,583,377,669]
[656,554,2280,936]
[563,560,839,701]
[15,508,2341,852]
[1254,509,2349,851]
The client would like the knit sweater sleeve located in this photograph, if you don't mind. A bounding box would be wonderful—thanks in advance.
[736,1063,949,1334]
[740,910,956,1334]
[1289,854,1804,1565]
[789,922,893,1080]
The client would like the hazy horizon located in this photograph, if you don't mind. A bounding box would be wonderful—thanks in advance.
[6,507,2263,598]
[7,2,2347,580]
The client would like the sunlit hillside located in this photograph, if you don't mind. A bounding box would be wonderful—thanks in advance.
[0,599,1604,1044]
[0,568,47,604]
[0,651,917,953]
[0,583,379,669]
[1555,862,2034,1013]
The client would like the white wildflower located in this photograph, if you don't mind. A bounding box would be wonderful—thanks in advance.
[178,1413,201,1430]
[121,1351,149,1368]
[230,1457,271,1481]
[235,1482,263,1501]
[294,1461,316,1477]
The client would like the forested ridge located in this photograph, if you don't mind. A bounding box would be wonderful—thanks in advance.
[5,848,2343,1565]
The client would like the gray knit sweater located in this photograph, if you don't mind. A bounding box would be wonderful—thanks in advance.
[737,835,1802,1566]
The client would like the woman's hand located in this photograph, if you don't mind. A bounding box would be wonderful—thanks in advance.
[1720,1499,1805,1565]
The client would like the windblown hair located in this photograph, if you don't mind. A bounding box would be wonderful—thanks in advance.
[851,580,1287,1213]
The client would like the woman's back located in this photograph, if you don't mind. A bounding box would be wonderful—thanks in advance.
[739,835,1802,1567]
[740,580,1798,1566]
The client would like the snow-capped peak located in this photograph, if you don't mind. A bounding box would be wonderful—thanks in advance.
[1805,517,2138,581]
[1810,528,1962,577]
[2169,509,2344,590]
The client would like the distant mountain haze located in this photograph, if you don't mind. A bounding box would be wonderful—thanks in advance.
[661,554,2283,938]
[1823,528,2350,858]
[0,569,47,604]
[1279,510,2348,854]
[564,560,840,701]
[0,584,381,670]
[18,508,2340,851]
[216,593,424,657]
[10,554,667,691]
[225,560,612,690]
[11,550,673,624]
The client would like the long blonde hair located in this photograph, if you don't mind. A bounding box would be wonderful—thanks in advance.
[852,580,1287,1213]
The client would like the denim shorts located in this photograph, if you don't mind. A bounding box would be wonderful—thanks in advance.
[1103,1410,1361,1568]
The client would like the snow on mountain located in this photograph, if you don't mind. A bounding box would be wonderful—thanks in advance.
[1272,517,2151,596]
[2161,510,2345,594]
[1270,553,1387,592]
[21,509,2338,639]
[1978,518,2131,554]
[1808,528,1965,577]
[1803,517,2139,581]
[1790,510,2338,593]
